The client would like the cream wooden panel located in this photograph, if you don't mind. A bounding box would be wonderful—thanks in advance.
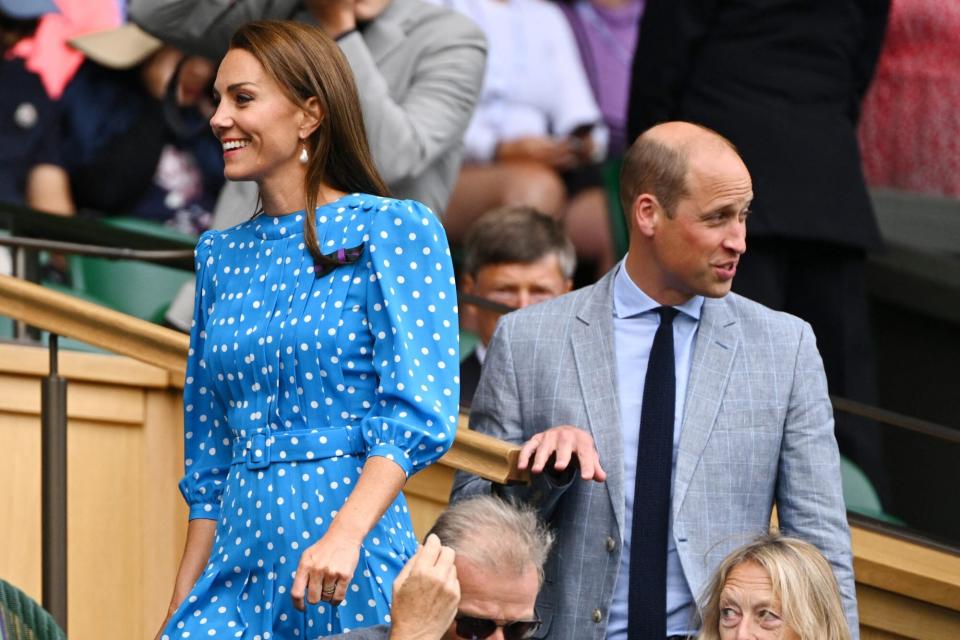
[404,464,455,541]
[858,584,960,639]
[141,390,188,635]
[0,373,144,424]
[0,343,171,388]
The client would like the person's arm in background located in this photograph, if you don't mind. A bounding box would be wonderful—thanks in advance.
[850,0,891,122]
[776,322,860,637]
[311,1,487,190]
[547,3,607,164]
[128,0,302,60]
[26,164,73,216]
[626,0,719,140]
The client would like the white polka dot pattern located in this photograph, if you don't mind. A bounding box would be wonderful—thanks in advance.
[163,194,460,638]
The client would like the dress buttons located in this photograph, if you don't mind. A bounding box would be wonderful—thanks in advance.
[606,536,616,552]
[592,609,602,623]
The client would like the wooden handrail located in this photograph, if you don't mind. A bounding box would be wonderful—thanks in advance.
[0,274,523,482]
[0,274,189,382]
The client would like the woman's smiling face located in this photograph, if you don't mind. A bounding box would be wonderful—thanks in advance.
[209,48,309,185]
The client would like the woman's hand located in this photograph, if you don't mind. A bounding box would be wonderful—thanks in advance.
[291,529,363,610]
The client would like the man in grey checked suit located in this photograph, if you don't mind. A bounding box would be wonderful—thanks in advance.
[452,122,858,639]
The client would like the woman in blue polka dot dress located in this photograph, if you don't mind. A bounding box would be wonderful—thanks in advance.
[157,21,459,640]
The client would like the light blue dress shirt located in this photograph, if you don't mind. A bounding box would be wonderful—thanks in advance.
[606,262,703,639]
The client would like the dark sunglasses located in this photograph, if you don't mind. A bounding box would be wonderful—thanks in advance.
[455,614,541,640]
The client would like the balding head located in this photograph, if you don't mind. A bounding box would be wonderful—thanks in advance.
[619,121,740,221]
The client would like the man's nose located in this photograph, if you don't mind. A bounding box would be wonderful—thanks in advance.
[724,219,747,255]
[516,290,532,308]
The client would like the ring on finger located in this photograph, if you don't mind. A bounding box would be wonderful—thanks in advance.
[321,582,337,596]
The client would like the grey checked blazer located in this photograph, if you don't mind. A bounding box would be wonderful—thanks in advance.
[452,269,858,639]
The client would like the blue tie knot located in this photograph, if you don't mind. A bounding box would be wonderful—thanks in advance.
[656,306,679,324]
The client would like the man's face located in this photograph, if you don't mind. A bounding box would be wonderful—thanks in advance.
[443,558,540,640]
[464,255,572,346]
[645,148,752,304]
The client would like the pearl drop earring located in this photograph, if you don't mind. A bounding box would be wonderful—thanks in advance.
[299,145,309,164]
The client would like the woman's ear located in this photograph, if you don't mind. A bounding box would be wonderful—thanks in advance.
[299,96,323,139]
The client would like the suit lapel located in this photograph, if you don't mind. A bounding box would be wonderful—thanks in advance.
[672,296,739,519]
[570,272,626,535]
[362,0,414,62]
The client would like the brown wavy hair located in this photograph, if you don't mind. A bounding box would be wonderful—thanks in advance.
[229,20,389,268]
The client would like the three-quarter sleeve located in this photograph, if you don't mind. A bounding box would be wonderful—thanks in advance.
[179,230,232,520]
[361,200,460,476]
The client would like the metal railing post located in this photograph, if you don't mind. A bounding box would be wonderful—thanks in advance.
[41,333,68,631]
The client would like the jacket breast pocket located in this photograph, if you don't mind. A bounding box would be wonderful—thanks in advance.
[712,400,784,434]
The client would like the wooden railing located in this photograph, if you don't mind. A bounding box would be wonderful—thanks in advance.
[1,274,958,639]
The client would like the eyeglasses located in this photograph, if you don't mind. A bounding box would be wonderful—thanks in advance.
[455,614,541,640]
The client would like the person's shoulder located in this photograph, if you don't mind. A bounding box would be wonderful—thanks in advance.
[502,281,597,330]
[714,292,809,339]
[326,624,391,639]
[367,195,440,228]
[398,0,486,44]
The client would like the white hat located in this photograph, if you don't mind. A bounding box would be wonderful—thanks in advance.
[68,23,164,70]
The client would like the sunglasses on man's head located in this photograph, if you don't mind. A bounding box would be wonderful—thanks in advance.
[455,614,541,640]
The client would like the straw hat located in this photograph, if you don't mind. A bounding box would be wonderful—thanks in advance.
[68,23,164,69]
[0,0,59,19]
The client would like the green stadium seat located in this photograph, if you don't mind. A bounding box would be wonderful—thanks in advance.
[0,579,66,640]
[840,455,904,525]
[68,218,195,323]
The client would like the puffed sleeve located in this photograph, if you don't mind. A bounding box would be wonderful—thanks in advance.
[179,230,232,520]
[361,199,460,476]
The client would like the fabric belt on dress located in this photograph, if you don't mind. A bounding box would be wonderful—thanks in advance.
[230,428,365,470]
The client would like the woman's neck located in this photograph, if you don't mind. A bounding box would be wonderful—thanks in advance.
[258,177,348,217]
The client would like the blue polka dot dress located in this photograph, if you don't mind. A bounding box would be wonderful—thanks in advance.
[162,194,460,639]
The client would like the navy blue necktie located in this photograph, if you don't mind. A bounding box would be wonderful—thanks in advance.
[628,306,678,639]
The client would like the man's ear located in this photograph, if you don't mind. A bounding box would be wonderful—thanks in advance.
[631,194,660,238]
[461,273,476,294]
[299,96,323,139]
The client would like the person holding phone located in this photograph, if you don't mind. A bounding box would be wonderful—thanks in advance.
[439,0,615,277]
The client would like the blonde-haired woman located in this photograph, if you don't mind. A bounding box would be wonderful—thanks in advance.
[156,19,459,639]
[698,534,851,640]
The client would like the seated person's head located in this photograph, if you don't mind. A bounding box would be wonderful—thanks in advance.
[428,495,554,639]
[0,0,56,51]
[461,206,575,346]
[698,534,850,640]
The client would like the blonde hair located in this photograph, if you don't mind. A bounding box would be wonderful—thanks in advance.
[228,20,389,269]
[698,534,850,640]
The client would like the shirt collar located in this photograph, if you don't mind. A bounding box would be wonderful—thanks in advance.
[474,341,487,365]
[613,259,704,320]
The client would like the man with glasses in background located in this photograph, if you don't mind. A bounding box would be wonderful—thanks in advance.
[329,495,552,640]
